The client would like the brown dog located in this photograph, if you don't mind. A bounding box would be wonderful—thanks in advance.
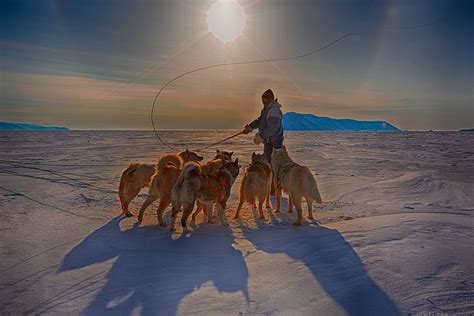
[192,150,234,222]
[170,158,240,232]
[136,149,203,224]
[271,146,322,225]
[234,152,272,220]
[215,149,233,162]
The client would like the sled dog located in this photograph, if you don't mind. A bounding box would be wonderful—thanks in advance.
[136,149,203,224]
[233,152,272,220]
[271,146,322,225]
[215,149,233,162]
[118,163,156,217]
[192,149,234,222]
[170,158,240,232]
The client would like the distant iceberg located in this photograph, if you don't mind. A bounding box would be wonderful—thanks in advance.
[0,122,69,131]
[282,112,400,131]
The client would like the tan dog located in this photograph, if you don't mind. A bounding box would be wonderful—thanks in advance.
[118,163,156,217]
[271,146,322,226]
[234,152,272,220]
[192,150,234,222]
[170,158,240,232]
[136,149,203,225]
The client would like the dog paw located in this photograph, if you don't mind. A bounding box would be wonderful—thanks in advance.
[221,221,229,226]
[292,221,302,226]
[160,223,168,227]
[170,227,176,232]
[307,216,314,220]
[125,212,134,217]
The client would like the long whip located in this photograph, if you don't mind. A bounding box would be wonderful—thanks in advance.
[151,20,438,152]
[151,32,356,152]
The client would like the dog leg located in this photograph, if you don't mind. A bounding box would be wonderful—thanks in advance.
[123,187,141,217]
[137,194,158,222]
[181,203,195,233]
[217,203,228,226]
[275,188,282,213]
[288,196,293,213]
[156,197,170,227]
[205,205,214,223]
[292,195,303,226]
[258,197,265,220]
[169,202,181,232]
[305,197,314,220]
[122,201,132,217]
[233,196,245,219]
[265,192,271,209]
[191,202,203,223]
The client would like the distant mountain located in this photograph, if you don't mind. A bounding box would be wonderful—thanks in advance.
[0,122,69,131]
[282,112,400,131]
[460,128,474,132]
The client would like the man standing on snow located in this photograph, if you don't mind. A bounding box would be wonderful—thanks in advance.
[243,88,284,193]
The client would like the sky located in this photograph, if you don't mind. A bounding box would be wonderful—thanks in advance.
[1,0,473,130]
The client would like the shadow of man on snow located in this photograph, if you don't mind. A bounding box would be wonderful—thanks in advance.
[59,217,248,315]
[241,213,399,315]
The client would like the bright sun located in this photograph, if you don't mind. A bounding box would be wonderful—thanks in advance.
[207,0,246,43]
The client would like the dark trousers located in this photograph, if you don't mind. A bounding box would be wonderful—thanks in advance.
[264,141,283,193]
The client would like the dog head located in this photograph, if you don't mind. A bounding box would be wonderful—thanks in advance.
[271,146,291,167]
[200,159,224,175]
[223,158,240,178]
[251,152,267,165]
[180,149,204,163]
[215,149,233,162]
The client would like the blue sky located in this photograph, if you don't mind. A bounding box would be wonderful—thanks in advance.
[1,0,473,130]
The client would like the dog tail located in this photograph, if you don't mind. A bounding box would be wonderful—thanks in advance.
[175,162,200,187]
[118,163,138,210]
[157,154,183,173]
[303,171,323,204]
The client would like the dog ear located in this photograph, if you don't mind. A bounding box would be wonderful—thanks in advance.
[252,152,255,158]
[230,151,234,157]
[216,149,220,154]
[185,148,189,153]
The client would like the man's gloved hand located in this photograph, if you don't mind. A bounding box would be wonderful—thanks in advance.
[253,133,263,145]
[243,125,253,134]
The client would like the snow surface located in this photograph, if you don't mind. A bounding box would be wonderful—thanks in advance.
[0,130,473,315]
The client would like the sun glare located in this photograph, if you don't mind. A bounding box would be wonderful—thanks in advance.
[207,0,246,43]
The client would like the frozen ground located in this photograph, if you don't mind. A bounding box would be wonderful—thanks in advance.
[0,130,473,315]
